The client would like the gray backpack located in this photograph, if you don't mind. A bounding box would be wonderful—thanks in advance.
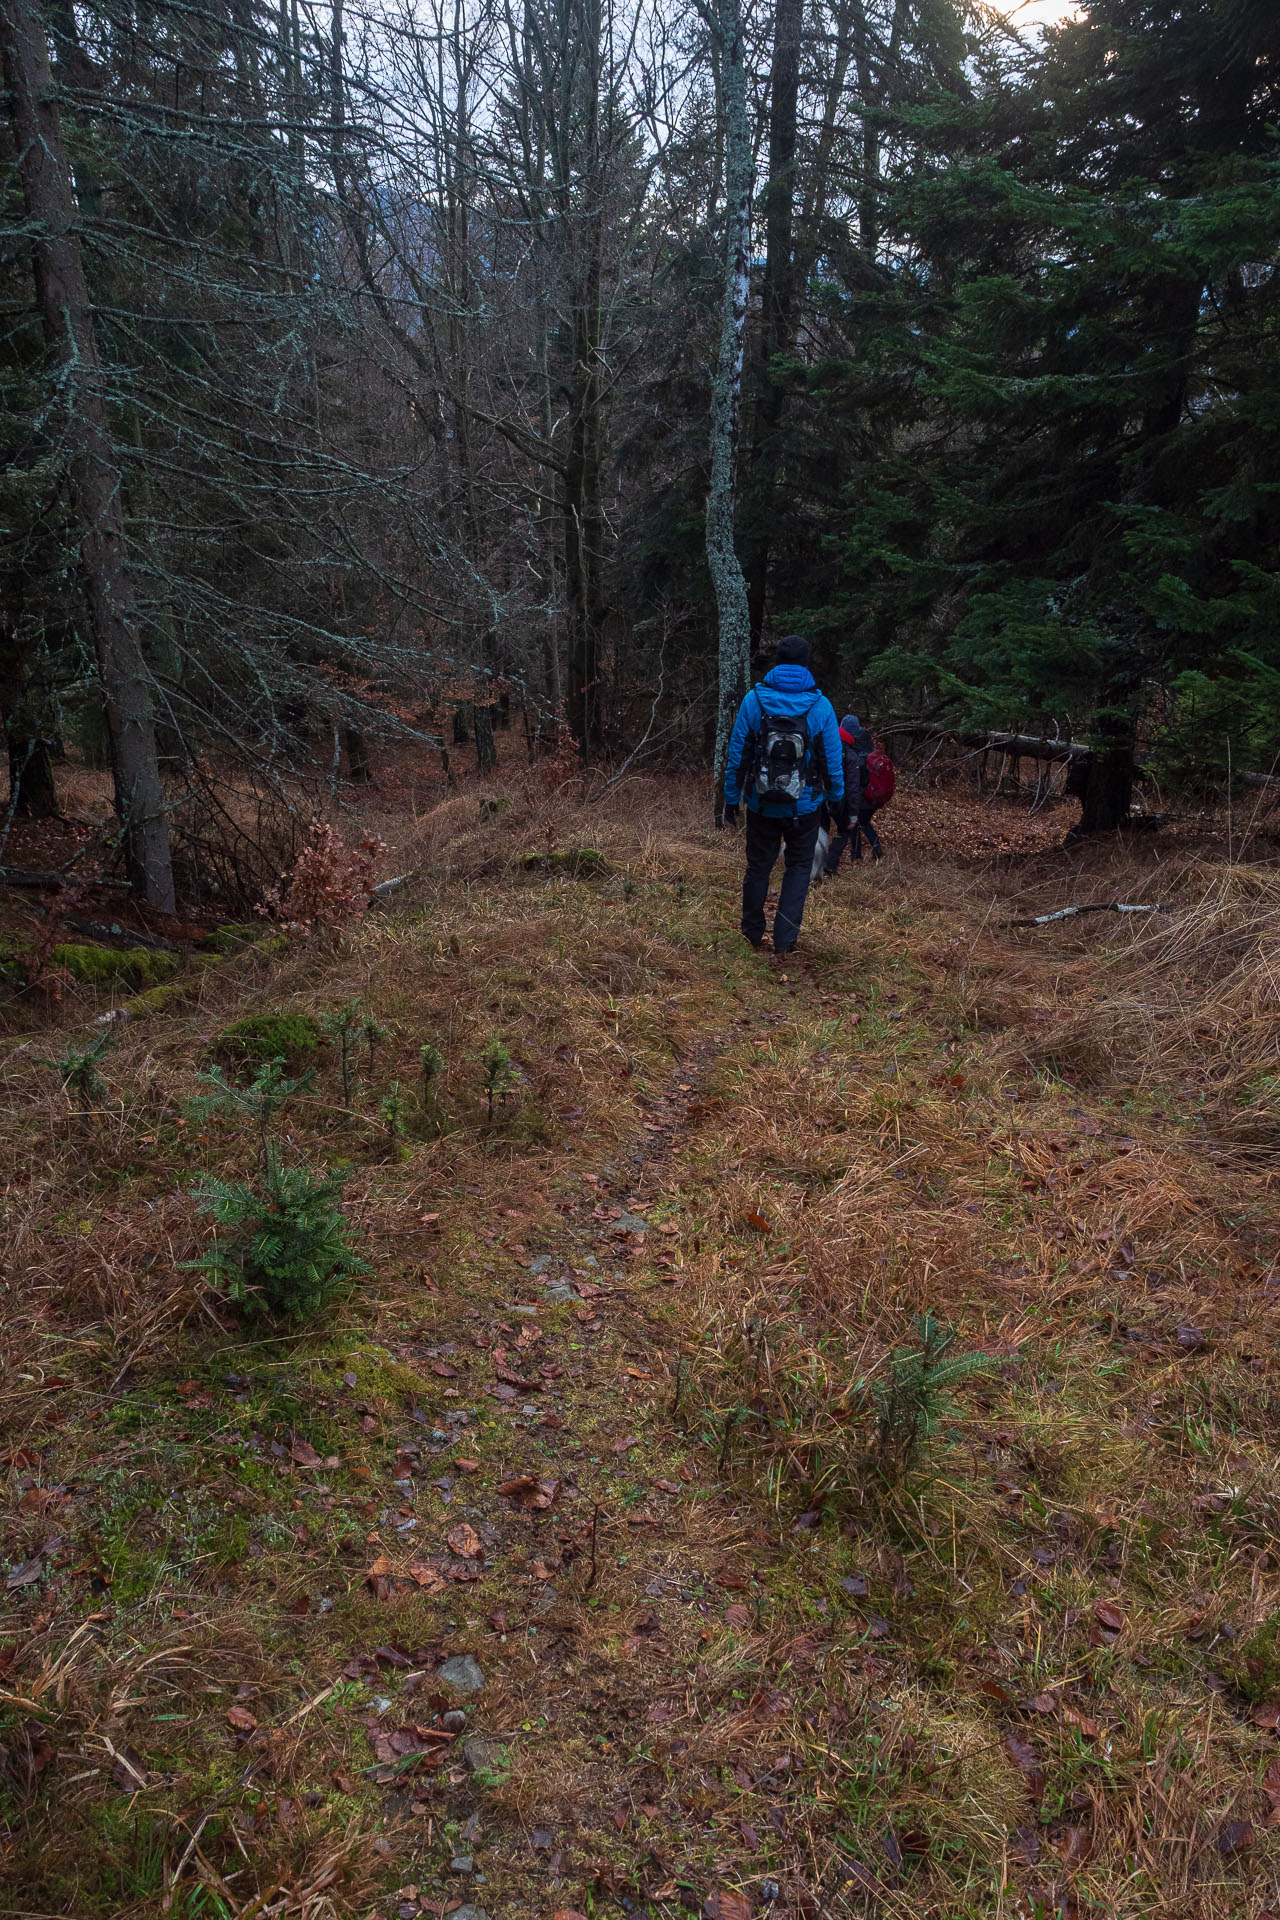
[749,691,820,810]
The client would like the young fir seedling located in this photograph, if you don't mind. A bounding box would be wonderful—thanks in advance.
[380,1080,407,1150]
[191,1143,367,1319]
[189,1056,313,1173]
[321,997,364,1107]
[480,1037,516,1119]
[419,1042,445,1103]
[363,1014,389,1076]
[872,1311,995,1478]
[43,1029,114,1106]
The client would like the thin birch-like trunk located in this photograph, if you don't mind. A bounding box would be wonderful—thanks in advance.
[745,0,803,645]
[703,0,753,815]
[0,0,175,909]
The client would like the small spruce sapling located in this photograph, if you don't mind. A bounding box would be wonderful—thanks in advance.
[380,1081,407,1153]
[480,1037,516,1118]
[321,998,364,1106]
[419,1042,444,1104]
[363,1014,389,1077]
[192,1144,368,1319]
[873,1312,995,1477]
[187,1054,362,1318]
[43,1029,114,1106]
[188,1057,314,1173]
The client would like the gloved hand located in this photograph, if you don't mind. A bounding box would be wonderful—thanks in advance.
[722,803,740,829]
[834,796,852,832]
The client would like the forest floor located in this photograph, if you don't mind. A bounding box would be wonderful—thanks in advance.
[2,758,1280,1920]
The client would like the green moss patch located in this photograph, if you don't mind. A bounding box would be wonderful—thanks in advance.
[54,943,182,991]
[211,1009,324,1071]
[0,936,33,989]
[199,922,265,955]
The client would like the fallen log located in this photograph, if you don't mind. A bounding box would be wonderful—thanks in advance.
[371,871,416,900]
[981,732,1088,764]
[1010,902,1174,928]
[0,866,123,890]
[60,914,183,953]
[879,723,1088,764]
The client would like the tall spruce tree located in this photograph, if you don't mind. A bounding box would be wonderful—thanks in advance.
[801,0,1280,832]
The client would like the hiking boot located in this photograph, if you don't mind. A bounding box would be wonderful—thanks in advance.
[773,943,796,958]
[871,847,883,863]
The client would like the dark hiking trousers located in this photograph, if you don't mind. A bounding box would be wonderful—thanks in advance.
[851,807,882,861]
[826,807,881,870]
[742,808,822,951]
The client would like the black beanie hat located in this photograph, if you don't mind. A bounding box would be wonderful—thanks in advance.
[775,634,810,667]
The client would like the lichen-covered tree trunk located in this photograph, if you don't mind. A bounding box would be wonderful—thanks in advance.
[1,0,174,909]
[564,265,605,759]
[564,0,606,764]
[704,0,754,817]
[744,0,803,645]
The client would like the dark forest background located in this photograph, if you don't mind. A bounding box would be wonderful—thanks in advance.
[2,0,1278,904]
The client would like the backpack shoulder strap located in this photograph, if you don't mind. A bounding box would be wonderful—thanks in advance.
[805,694,828,774]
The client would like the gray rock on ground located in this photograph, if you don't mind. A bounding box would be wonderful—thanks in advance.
[462,1735,509,1774]
[437,1654,484,1694]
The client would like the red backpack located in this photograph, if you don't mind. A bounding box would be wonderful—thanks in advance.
[861,748,896,808]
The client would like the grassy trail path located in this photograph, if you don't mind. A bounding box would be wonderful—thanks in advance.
[3,792,1279,1920]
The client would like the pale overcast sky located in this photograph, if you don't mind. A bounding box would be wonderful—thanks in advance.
[996,0,1083,26]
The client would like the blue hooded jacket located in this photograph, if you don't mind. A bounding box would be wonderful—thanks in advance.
[723,665,844,818]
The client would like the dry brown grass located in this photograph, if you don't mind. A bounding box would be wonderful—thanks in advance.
[2,769,1279,1918]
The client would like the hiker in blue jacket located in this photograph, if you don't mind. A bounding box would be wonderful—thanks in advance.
[721,635,846,956]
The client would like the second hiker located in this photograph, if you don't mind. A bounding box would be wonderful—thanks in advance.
[825,712,894,872]
[721,635,845,956]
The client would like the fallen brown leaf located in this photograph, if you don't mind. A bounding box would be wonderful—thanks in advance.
[446,1524,483,1559]
[704,1891,752,1920]
[226,1706,258,1733]
[1061,1704,1102,1739]
[1002,1731,1045,1804]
